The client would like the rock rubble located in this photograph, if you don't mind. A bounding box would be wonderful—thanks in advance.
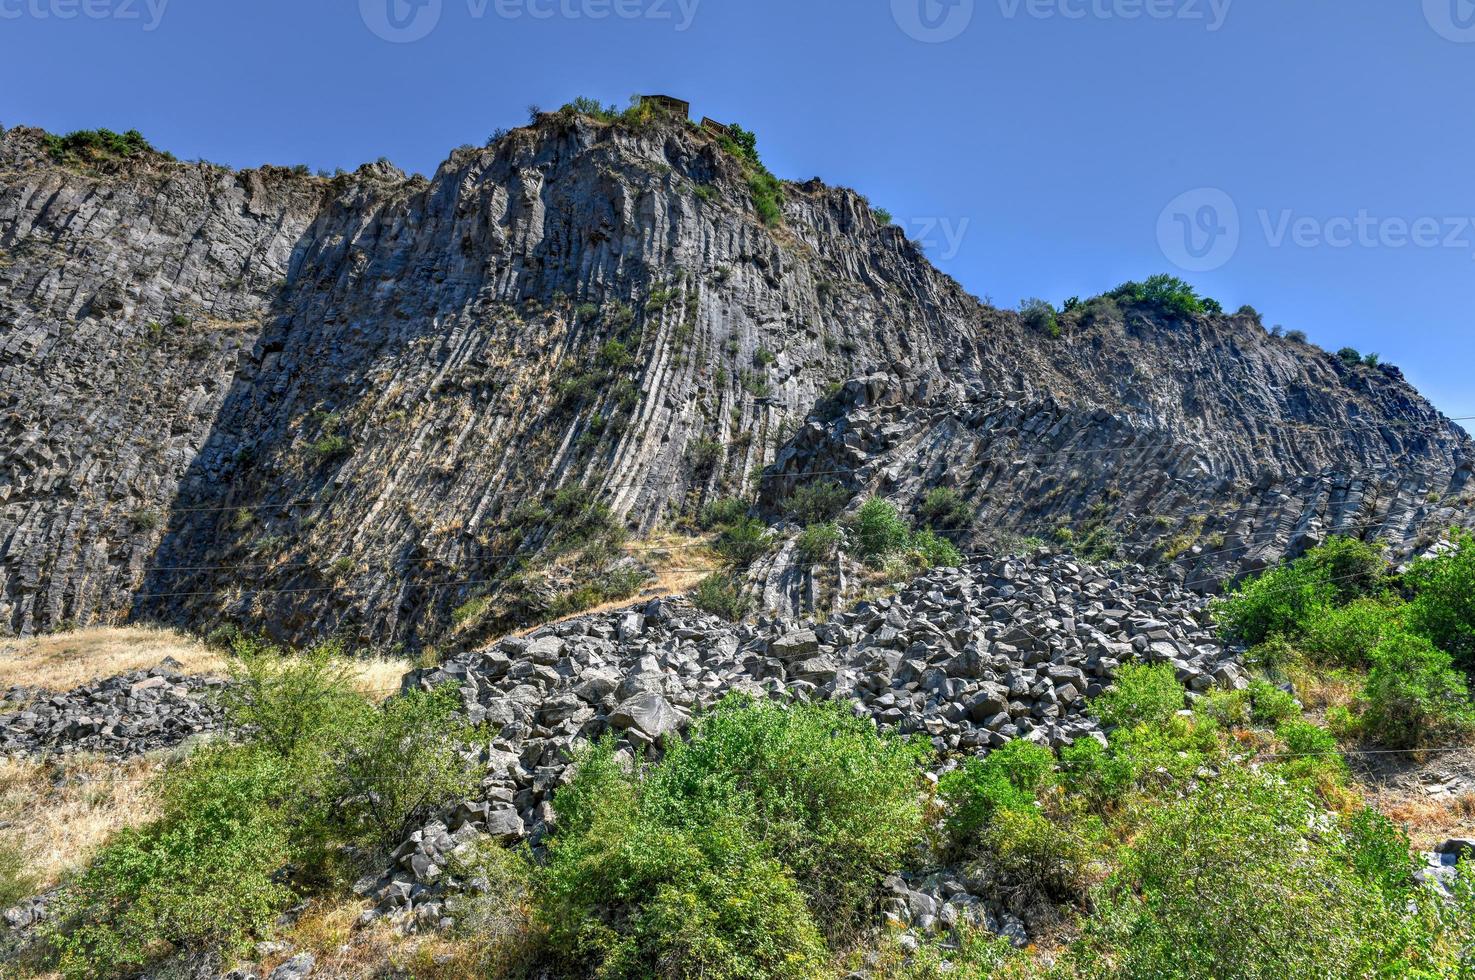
[0,658,226,758]
[365,550,1243,936]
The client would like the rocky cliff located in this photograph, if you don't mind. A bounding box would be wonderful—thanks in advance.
[1,111,1470,649]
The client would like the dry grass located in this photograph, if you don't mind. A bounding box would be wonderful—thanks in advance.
[0,626,410,701]
[0,754,173,890]
[245,895,533,980]
[0,626,226,692]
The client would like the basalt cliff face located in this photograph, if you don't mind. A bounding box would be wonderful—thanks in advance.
[0,114,1470,649]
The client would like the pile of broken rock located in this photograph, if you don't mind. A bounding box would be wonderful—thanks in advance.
[0,658,226,759]
[362,551,1248,941]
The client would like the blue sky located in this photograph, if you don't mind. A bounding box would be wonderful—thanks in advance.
[2,0,1471,426]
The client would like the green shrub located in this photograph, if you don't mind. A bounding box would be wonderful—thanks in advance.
[599,338,634,369]
[0,839,36,909]
[918,486,972,530]
[939,738,1056,843]
[1361,632,1475,749]
[714,516,771,567]
[1058,735,1134,810]
[873,207,893,225]
[1092,663,1186,730]
[1295,536,1389,602]
[317,686,484,855]
[646,697,932,919]
[688,437,723,474]
[910,527,963,568]
[1213,561,1334,646]
[854,498,910,560]
[1019,297,1060,338]
[1247,679,1300,727]
[1274,720,1348,791]
[692,573,752,621]
[441,841,544,977]
[1108,274,1216,319]
[697,497,749,530]
[43,127,161,162]
[748,171,784,226]
[1406,531,1475,667]
[1068,768,1441,979]
[539,698,930,976]
[1301,598,1403,668]
[782,480,850,525]
[1337,346,1363,367]
[47,747,294,978]
[795,522,841,564]
[222,638,364,758]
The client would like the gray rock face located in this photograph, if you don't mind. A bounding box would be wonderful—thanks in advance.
[1,117,1470,648]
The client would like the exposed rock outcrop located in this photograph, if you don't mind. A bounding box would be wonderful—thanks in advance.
[1,114,1470,648]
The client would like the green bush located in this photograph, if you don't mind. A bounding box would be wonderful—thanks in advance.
[795,522,841,564]
[1406,531,1475,667]
[1092,663,1185,730]
[1361,632,1475,749]
[854,498,910,560]
[714,516,771,567]
[697,497,749,530]
[1019,297,1060,338]
[1213,560,1334,646]
[1337,346,1363,367]
[317,686,484,855]
[910,528,963,568]
[1108,274,1217,320]
[1247,679,1300,727]
[1295,536,1389,602]
[1068,768,1446,979]
[539,697,930,976]
[782,480,850,525]
[441,841,543,977]
[222,638,364,758]
[1058,735,1134,810]
[43,127,161,162]
[692,573,752,621]
[1300,598,1403,668]
[646,697,932,919]
[47,747,294,978]
[748,170,784,226]
[939,738,1056,844]
[918,487,972,530]
[687,437,723,474]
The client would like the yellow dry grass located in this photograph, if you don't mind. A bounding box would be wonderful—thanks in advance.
[0,626,411,700]
[0,626,226,692]
[0,753,172,890]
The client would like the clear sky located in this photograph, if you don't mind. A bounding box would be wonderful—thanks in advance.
[2,0,1471,427]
